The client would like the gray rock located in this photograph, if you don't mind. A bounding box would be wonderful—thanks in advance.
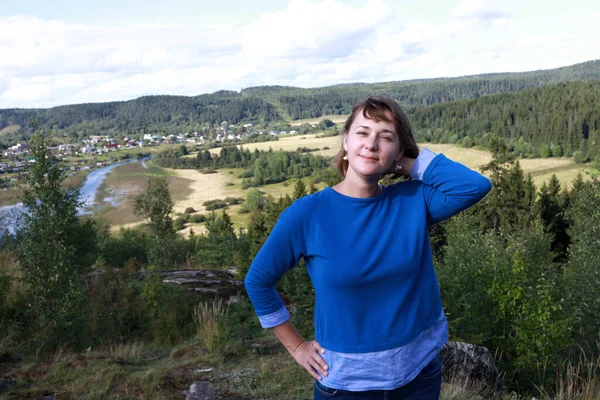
[440,341,500,390]
[185,381,215,400]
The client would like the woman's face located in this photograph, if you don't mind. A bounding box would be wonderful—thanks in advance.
[343,110,403,180]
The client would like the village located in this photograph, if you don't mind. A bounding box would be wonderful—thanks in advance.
[0,121,301,189]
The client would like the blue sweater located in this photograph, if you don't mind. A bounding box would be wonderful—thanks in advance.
[245,152,491,353]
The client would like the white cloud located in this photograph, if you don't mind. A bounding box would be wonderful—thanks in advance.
[0,0,599,108]
[450,0,513,21]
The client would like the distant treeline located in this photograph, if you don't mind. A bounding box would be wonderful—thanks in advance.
[2,60,600,144]
[154,146,337,189]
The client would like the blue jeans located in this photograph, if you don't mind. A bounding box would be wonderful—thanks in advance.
[313,355,442,400]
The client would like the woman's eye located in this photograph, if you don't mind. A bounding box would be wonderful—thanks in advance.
[381,136,392,141]
[357,131,367,136]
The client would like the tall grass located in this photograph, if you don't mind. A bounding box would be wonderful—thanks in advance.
[537,348,600,400]
[193,300,229,352]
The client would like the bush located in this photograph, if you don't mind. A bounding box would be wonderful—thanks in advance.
[87,265,149,344]
[203,200,228,211]
[225,197,244,205]
[190,214,206,223]
[100,227,150,269]
[184,207,196,214]
[141,274,198,345]
[173,217,186,231]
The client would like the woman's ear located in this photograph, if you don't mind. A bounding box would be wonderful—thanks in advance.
[343,132,348,152]
[396,148,405,162]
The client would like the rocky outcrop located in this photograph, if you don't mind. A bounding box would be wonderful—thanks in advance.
[140,269,244,299]
[440,341,500,390]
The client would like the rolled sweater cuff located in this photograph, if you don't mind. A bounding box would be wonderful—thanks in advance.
[258,307,290,328]
[410,148,438,181]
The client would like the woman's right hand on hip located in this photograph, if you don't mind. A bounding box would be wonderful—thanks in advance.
[292,340,329,380]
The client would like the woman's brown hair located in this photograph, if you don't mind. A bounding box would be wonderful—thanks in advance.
[334,96,419,177]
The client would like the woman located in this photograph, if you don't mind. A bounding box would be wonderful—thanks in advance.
[244,96,492,399]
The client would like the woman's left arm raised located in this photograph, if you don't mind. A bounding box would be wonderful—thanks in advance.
[397,148,492,225]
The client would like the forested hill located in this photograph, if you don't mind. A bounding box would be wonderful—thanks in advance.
[409,80,600,159]
[0,93,280,142]
[0,59,599,143]
[242,59,600,118]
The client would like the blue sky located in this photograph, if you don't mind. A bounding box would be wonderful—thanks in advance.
[1,0,599,108]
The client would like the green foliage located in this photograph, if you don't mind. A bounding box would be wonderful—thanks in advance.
[184,207,196,214]
[133,177,181,269]
[438,214,571,389]
[240,188,264,214]
[14,130,98,352]
[134,177,175,238]
[473,138,537,231]
[173,217,186,231]
[87,264,149,344]
[140,273,197,345]
[98,225,150,269]
[224,197,243,205]
[293,180,307,200]
[537,175,570,261]
[203,199,228,211]
[279,261,314,339]
[563,175,600,343]
[190,213,206,223]
[193,211,247,268]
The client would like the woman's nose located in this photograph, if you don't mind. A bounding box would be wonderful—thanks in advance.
[364,137,378,150]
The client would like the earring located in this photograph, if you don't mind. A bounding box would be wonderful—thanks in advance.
[395,163,402,171]
[343,153,348,161]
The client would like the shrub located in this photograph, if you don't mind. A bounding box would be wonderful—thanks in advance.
[203,200,228,211]
[184,207,196,214]
[173,217,186,231]
[141,274,197,345]
[225,197,244,205]
[190,214,206,223]
[87,266,149,344]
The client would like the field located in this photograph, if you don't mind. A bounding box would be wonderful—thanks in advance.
[208,133,341,156]
[2,137,592,232]
[207,135,593,189]
[290,114,348,126]
[93,161,193,231]
[0,124,21,136]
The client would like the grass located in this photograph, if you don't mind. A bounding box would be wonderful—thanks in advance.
[94,161,193,228]
[3,332,566,400]
[207,133,341,156]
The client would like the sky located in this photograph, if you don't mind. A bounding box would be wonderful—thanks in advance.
[1,0,599,109]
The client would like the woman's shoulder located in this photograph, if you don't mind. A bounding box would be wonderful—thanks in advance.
[278,188,329,220]
[386,179,423,197]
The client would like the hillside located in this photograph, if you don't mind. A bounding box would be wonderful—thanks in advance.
[0,59,599,154]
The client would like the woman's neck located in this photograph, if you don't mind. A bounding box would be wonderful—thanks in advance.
[333,173,381,198]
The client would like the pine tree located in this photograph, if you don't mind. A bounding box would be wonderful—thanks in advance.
[293,179,307,200]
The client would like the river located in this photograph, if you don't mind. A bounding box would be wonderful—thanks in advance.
[0,158,147,232]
